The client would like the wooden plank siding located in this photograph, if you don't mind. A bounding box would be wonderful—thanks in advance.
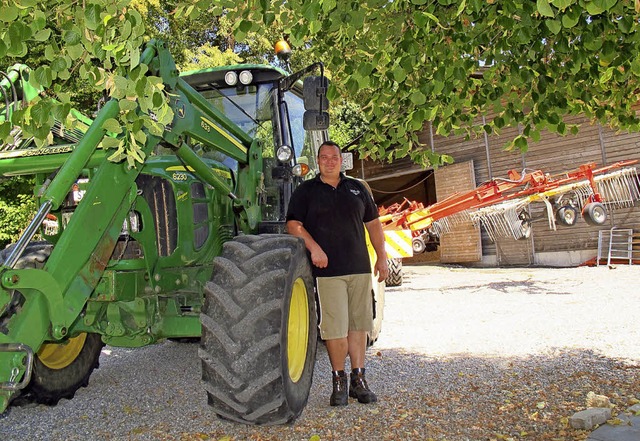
[434,160,482,263]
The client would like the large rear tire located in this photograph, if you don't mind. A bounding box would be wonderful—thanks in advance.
[199,234,317,425]
[385,258,403,287]
[0,242,104,407]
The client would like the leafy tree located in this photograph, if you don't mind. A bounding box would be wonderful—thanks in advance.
[180,43,241,72]
[213,0,640,166]
[329,101,369,148]
[2,0,639,169]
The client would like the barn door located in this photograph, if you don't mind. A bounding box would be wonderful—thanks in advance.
[434,161,482,263]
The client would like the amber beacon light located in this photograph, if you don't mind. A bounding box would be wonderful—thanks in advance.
[275,40,292,61]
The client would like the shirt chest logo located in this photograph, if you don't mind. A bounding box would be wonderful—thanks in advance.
[350,189,361,196]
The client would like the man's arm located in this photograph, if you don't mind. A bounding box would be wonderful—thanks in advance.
[286,220,328,268]
[365,218,389,282]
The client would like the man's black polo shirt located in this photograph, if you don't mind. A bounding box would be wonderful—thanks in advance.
[286,173,379,278]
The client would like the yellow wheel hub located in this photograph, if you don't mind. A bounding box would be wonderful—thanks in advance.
[287,278,309,383]
[38,333,88,370]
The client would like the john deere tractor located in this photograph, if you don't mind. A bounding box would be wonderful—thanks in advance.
[0,39,331,425]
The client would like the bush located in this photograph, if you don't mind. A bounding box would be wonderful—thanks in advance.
[0,178,36,249]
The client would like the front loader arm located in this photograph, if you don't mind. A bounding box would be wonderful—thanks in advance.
[0,39,262,411]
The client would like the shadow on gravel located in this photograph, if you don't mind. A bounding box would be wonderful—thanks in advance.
[2,342,639,441]
[0,342,640,441]
[445,279,574,295]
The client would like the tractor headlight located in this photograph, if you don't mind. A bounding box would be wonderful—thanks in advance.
[239,70,253,85]
[276,145,293,162]
[292,163,310,177]
[224,71,238,86]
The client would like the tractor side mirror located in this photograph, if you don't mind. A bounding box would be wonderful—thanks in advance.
[303,111,330,130]
[303,76,329,110]
[303,76,330,130]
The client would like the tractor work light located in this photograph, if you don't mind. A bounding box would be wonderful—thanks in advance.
[277,145,293,162]
[239,70,253,85]
[224,71,238,86]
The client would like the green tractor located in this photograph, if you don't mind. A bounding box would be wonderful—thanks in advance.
[0,40,332,425]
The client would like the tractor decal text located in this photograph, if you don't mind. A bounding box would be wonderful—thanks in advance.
[200,117,247,154]
[0,146,73,158]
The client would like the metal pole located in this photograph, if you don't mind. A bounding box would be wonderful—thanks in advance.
[3,200,52,269]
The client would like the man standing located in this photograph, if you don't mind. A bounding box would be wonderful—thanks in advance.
[286,141,388,406]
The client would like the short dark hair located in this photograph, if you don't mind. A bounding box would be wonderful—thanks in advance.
[318,141,341,157]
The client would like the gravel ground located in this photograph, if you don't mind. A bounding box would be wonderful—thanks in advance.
[1,264,640,441]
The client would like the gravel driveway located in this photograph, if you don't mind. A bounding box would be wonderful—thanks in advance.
[2,264,639,441]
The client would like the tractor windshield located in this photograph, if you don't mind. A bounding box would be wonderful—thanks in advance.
[198,81,320,172]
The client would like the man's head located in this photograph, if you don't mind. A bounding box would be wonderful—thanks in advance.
[317,141,342,180]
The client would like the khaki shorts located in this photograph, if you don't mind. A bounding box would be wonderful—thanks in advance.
[316,273,374,340]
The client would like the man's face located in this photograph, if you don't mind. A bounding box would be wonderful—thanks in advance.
[317,144,342,178]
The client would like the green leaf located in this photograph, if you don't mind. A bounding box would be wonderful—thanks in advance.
[0,5,18,23]
[0,122,12,141]
[456,0,467,16]
[546,19,562,34]
[600,66,614,84]
[618,16,633,34]
[513,135,529,152]
[550,0,574,10]
[152,91,164,108]
[31,100,52,125]
[63,29,82,45]
[393,66,407,83]
[537,0,555,17]
[143,118,164,136]
[130,47,140,70]
[51,103,71,122]
[584,36,602,51]
[238,20,253,33]
[33,29,51,42]
[67,44,84,61]
[119,99,138,111]
[101,136,121,149]
[33,66,53,89]
[264,12,275,26]
[102,118,122,134]
[8,22,30,56]
[631,57,640,76]
[322,0,337,14]
[410,91,427,105]
[85,4,101,30]
[561,13,579,28]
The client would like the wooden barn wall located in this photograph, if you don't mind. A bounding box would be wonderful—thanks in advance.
[599,126,640,236]
[434,161,482,263]
[348,115,640,265]
[429,116,640,262]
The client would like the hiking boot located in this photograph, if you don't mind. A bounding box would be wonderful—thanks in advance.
[330,370,348,406]
[349,368,377,403]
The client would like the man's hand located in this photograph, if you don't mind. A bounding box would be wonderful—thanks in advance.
[374,257,389,283]
[286,220,328,268]
[310,247,329,268]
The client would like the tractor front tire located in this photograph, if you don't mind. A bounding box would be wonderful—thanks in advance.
[19,333,104,406]
[199,234,317,425]
[0,242,104,407]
